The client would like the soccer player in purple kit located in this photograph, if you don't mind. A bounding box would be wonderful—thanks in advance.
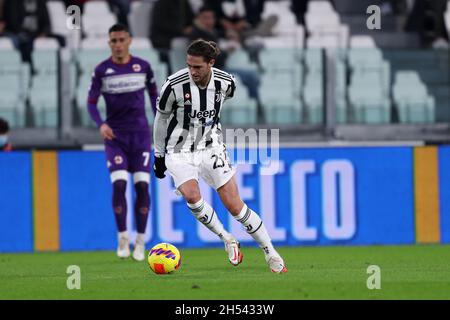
[87,24,158,261]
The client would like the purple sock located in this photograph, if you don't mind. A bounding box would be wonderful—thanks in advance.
[112,180,127,232]
[134,182,150,234]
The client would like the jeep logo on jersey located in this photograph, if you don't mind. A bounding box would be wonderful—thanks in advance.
[189,109,216,119]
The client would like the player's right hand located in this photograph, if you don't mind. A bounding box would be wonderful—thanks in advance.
[100,123,116,140]
[153,156,167,179]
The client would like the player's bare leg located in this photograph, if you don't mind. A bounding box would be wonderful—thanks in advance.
[218,176,287,273]
[178,179,243,266]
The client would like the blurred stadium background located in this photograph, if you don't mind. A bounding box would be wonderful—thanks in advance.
[0,0,449,145]
[1,0,450,299]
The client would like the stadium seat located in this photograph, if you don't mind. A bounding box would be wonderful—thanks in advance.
[347,47,391,124]
[82,1,117,39]
[0,38,14,50]
[130,48,167,86]
[305,13,341,30]
[259,48,302,71]
[335,53,348,123]
[34,38,60,50]
[76,48,109,127]
[307,33,338,48]
[76,75,106,127]
[348,48,384,68]
[384,50,449,122]
[0,50,28,127]
[305,24,349,49]
[128,0,155,38]
[260,1,304,48]
[130,38,152,50]
[171,37,189,50]
[30,49,59,127]
[302,48,324,123]
[221,76,257,125]
[307,1,335,13]
[261,25,305,49]
[347,55,391,124]
[304,49,323,75]
[304,1,350,49]
[225,49,258,71]
[169,48,188,74]
[77,48,110,74]
[348,85,390,124]
[349,35,377,48]
[393,71,435,123]
[47,0,81,49]
[303,77,323,124]
[445,11,450,36]
[258,73,302,124]
[47,1,69,35]
[303,47,348,124]
[430,85,450,121]
[80,38,110,50]
[258,49,303,98]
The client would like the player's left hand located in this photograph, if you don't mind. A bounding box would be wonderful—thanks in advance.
[153,156,167,179]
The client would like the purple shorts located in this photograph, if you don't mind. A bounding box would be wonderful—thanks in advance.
[104,131,151,173]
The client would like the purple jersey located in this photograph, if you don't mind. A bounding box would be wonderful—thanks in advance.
[88,56,158,132]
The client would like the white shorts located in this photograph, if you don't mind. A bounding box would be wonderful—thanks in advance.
[166,144,236,190]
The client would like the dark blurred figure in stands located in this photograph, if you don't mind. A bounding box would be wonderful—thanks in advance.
[205,0,276,46]
[291,0,338,25]
[0,118,12,152]
[190,6,262,119]
[206,0,250,42]
[405,0,449,48]
[0,0,4,37]
[244,0,264,30]
[108,0,130,27]
[2,0,65,69]
[190,6,227,68]
[64,0,89,12]
[291,0,308,25]
[150,0,195,50]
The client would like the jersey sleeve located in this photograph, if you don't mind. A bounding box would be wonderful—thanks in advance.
[146,62,158,115]
[87,67,102,104]
[146,63,158,94]
[157,80,176,114]
[224,74,236,100]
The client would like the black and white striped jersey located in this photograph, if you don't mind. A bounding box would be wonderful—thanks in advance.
[156,67,236,154]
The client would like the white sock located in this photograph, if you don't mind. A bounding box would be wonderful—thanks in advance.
[136,233,145,244]
[118,231,129,239]
[234,204,276,256]
[187,198,232,242]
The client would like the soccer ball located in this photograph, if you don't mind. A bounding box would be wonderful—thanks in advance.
[147,243,182,275]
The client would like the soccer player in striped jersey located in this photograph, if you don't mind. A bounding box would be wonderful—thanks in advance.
[153,39,286,273]
[87,24,158,261]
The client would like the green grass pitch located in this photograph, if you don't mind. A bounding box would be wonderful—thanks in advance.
[1,245,449,299]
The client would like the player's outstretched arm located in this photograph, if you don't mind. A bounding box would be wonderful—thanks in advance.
[87,102,115,140]
[153,110,169,178]
[146,65,159,115]
[153,80,176,178]
[99,123,116,140]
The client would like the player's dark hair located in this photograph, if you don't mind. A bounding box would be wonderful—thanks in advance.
[187,39,220,63]
[0,117,9,134]
[109,23,130,35]
[198,5,215,15]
